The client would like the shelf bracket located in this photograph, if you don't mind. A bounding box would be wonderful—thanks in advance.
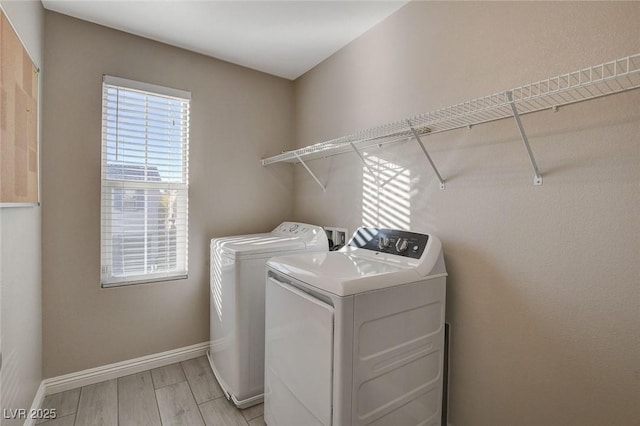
[407,119,445,189]
[506,91,543,186]
[379,166,407,188]
[350,142,383,187]
[294,152,326,191]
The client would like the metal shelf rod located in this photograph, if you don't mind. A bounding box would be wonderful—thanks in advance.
[350,142,382,187]
[294,152,326,191]
[379,166,408,188]
[506,91,543,186]
[407,119,446,190]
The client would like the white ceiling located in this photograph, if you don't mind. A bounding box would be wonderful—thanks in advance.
[41,0,408,80]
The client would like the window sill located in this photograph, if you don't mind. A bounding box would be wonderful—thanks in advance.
[101,274,188,288]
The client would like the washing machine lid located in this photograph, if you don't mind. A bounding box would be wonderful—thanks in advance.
[214,233,307,257]
[211,222,329,258]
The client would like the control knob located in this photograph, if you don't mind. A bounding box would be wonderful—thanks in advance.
[378,236,390,250]
[395,238,409,253]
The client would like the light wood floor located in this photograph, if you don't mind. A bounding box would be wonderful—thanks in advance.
[38,356,265,426]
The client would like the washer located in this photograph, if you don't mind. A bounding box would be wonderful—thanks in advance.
[264,227,447,426]
[208,221,328,408]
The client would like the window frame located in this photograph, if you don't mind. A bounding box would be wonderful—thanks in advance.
[100,75,190,288]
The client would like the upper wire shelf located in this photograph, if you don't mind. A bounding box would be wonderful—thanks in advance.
[262,54,640,167]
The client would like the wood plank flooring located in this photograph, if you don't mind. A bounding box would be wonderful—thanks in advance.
[39,356,265,426]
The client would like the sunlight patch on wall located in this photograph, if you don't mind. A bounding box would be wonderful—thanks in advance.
[211,244,224,321]
[362,155,411,229]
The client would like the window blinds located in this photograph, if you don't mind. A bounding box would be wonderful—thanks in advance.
[101,76,190,286]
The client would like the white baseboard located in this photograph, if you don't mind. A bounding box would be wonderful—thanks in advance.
[22,382,47,426]
[41,341,209,396]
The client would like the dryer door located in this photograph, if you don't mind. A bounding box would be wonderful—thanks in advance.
[265,276,334,426]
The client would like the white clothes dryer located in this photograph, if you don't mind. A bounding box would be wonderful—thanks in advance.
[264,227,447,426]
[208,222,328,408]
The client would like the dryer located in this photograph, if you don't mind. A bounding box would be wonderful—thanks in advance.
[208,221,328,408]
[264,227,447,426]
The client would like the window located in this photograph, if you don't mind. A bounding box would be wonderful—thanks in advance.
[101,76,190,287]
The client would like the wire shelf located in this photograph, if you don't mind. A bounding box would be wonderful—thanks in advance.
[262,54,640,166]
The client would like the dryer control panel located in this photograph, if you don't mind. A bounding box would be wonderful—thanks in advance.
[272,222,329,249]
[347,227,429,259]
[274,221,312,236]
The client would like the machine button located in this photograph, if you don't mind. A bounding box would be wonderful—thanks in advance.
[395,238,409,253]
[378,236,390,250]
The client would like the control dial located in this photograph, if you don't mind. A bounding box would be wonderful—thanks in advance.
[395,238,409,253]
[378,236,390,250]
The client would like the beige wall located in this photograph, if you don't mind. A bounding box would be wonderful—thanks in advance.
[293,2,639,425]
[0,0,44,421]
[42,11,294,377]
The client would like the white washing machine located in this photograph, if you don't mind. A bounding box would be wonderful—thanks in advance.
[208,221,328,408]
[264,227,447,426]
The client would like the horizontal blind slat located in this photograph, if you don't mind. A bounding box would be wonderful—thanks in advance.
[102,113,188,129]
